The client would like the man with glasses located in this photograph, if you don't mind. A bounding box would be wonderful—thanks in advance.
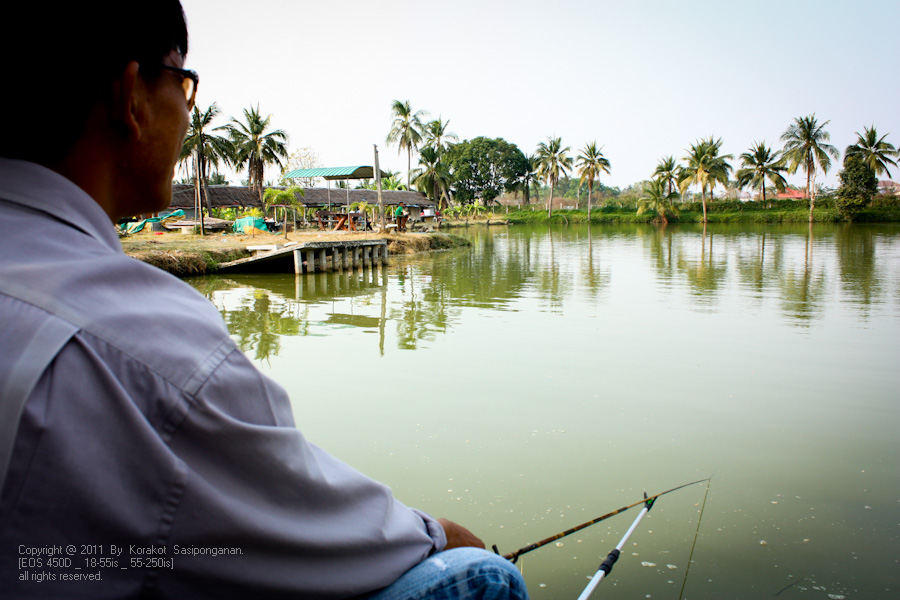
[0,2,526,599]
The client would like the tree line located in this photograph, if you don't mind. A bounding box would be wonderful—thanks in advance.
[384,103,898,224]
[180,100,899,226]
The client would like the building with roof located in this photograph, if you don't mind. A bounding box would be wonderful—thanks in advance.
[166,184,433,221]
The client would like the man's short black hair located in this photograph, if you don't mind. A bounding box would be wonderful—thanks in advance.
[1,1,189,163]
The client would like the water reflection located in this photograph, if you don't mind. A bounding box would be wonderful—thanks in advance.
[185,223,900,599]
[190,223,900,361]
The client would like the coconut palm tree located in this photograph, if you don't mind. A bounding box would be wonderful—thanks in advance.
[653,155,680,196]
[380,172,407,191]
[679,140,714,222]
[679,137,731,223]
[703,136,733,202]
[638,178,680,224]
[780,114,840,222]
[412,147,452,209]
[536,136,573,219]
[179,102,233,222]
[227,105,289,205]
[422,117,458,155]
[386,100,429,189]
[845,125,899,178]
[735,141,788,203]
[576,141,611,221]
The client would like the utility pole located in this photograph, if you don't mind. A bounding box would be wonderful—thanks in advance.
[374,144,385,230]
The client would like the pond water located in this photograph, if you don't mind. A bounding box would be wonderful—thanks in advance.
[188,223,900,600]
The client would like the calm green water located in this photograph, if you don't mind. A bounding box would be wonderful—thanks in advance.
[189,223,900,600]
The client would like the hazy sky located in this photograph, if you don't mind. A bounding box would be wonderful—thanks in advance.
[180,0,899,190]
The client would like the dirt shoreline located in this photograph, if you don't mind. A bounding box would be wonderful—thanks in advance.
[122,229,471,276]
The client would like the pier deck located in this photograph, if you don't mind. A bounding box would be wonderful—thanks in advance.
[216,239,389,274]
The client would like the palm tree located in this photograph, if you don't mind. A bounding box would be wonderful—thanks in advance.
[422,117,458,155]
[576,141,611,221]
[412,147,452,209]
[380,172,407,191]
[227,105,289,205]
[703,136,733,202]
[845,125,899,178]
[536,136,573,219]
[679,137,731,223]
[653,156,680,196]
[735,141,788,203]
[679,140,714,222]
[386,100,429,189]
[638,178,680,224]
[179,103,233,224]
[780,114,840,222]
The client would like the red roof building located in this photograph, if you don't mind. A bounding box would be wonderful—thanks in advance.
[776,189,807,200]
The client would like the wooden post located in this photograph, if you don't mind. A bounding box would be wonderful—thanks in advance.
[374,145,385,230]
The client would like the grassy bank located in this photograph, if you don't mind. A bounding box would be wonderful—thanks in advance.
[123,230,470,276]
[503,199,900,224]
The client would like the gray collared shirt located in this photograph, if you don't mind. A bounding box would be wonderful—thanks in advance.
[0,159,445,598]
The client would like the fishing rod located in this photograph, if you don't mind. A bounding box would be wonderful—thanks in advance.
[577,492,655,600]
[492,477,710,563]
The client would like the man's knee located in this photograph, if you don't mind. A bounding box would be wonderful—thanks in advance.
[431,548,528,599]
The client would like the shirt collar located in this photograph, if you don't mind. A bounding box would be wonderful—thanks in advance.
[0,158,123,252]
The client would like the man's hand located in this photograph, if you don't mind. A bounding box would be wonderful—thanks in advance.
[437,518,486,550]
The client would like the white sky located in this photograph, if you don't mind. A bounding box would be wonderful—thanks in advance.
[180,0,900,190]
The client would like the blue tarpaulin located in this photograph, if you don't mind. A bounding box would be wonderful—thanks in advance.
[233,217,268,234]
[122,210,185,234]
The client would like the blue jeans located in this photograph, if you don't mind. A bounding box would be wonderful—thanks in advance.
[366,548,529,600]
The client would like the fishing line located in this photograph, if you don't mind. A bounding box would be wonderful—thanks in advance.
[678,477,712,600]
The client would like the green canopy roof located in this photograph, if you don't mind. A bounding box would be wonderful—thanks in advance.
[283,166,387,180]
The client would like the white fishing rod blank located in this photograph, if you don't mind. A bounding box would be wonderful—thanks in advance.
[576,493,655,600]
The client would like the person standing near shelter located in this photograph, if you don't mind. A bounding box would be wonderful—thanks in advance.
[0,2,527,599]
[395,201,408,231]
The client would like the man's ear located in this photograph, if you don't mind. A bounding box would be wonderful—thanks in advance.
[112,61,146,142]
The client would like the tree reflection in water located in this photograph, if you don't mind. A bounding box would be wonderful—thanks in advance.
[186,223,898,361]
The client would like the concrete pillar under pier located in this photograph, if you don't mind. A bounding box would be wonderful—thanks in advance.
[381,243,389,265]
[306,249,316,273]
[353,247,361,268]
[319,249,327,272]
[342,247,350,270]
[363,246,372,267]
[293,249,302,275]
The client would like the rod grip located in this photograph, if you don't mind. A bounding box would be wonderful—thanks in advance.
[598,548,620,575]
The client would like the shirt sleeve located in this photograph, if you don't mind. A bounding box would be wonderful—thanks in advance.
[159,346,447,599]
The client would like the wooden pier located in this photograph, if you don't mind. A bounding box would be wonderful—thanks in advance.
[216,239,389,274]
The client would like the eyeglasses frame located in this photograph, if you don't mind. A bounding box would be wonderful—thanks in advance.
[160,65,199,111]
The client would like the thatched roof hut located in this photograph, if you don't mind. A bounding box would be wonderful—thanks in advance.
[171,184,261,210]
[169,184,434,211]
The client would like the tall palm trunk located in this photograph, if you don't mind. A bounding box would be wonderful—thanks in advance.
[807,159,815,223]
[200,152,213,216]
[547,181,554,219]
[407,148,412,190]
[587,180,593,222]
[700,186,708,224]
[193,150,205,235]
